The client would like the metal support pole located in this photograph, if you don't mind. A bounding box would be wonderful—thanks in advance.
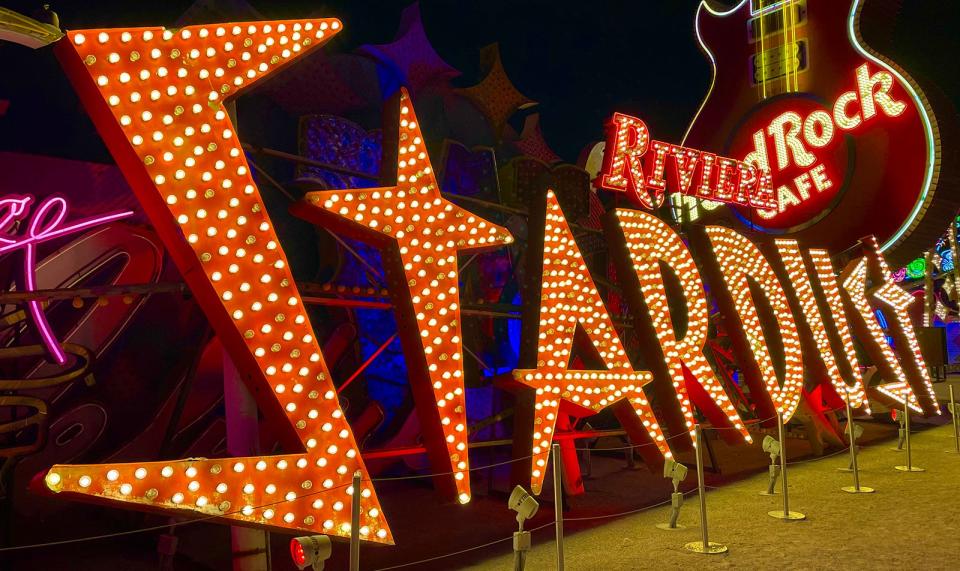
[513,528,531,571]
[906,407,913,469]
[760,463,780,495]
[768,413,805,520]
[350,471,361,571]
[683,425,727,554]
[656,491,686,530]
[946,384,960,454]
[895,407,925,472]
[552,444,565,571]
[224,352,270,571]
[841,399,874,493]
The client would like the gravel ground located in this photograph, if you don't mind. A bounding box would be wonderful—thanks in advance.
[464,422,960,571]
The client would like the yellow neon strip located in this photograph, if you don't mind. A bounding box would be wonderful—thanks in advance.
[791,0,798,92]
[787,0,795,92]
[781,0,789,93]
[759,0,767,98]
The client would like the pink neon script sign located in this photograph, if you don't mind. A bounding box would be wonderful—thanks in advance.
[0,194,132,363]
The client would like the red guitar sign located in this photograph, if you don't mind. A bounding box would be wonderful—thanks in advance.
[683,0,957,265]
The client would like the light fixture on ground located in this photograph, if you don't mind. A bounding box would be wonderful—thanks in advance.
[838,423,864,473]
[656,458,689,530]
[759,435,781,496]
[290,535,332,571]
[890,409,907,451]
[509,485,540,571]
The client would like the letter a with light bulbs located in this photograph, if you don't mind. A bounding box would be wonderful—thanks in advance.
[36,15,940,548]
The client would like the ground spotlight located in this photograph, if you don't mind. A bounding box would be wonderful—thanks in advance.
[891,409,906,451]
[290,535,332,571]
[839,422,864,472]
[508,485,539,571]
[760,435,781,496]
[509,485,540,526]
[657,458,689,530]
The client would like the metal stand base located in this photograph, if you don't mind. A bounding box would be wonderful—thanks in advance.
[888,447,904,452]
[683,541,728,554]
[655,523,686,531]
[836,467,854,473]
[894,465,925,472]
[768,510,806,520]
[758,491,777,496]
[841,486,875,494]
[945,450,960,454]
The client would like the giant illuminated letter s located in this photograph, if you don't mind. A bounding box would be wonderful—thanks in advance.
[45,21,391,542]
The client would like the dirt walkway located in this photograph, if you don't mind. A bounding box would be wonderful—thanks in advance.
[464,423,960,570]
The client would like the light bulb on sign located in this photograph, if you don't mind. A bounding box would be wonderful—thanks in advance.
[47,19,392,543]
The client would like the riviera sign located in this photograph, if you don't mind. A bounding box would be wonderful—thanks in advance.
[597,112,777,211]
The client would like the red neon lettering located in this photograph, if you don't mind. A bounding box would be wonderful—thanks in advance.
[671,146,701,194]
[696,152,718,200]
[750,167,777,210]
[714,157,740,203]
[645,140,671,192]
[598,113,654,207]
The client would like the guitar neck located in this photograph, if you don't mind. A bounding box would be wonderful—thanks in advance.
[750,0,809,98]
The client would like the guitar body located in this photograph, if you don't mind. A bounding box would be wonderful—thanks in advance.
[684,0,955,265]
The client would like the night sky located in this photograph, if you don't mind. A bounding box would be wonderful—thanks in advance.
[1,0,958,163]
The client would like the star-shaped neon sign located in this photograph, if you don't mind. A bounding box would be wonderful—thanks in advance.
[293,88,514,504]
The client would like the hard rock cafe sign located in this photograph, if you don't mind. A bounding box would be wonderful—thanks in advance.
[0,11,940,547]
[681,0,957,266]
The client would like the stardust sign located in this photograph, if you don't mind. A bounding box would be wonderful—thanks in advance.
[38,18,939,545]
